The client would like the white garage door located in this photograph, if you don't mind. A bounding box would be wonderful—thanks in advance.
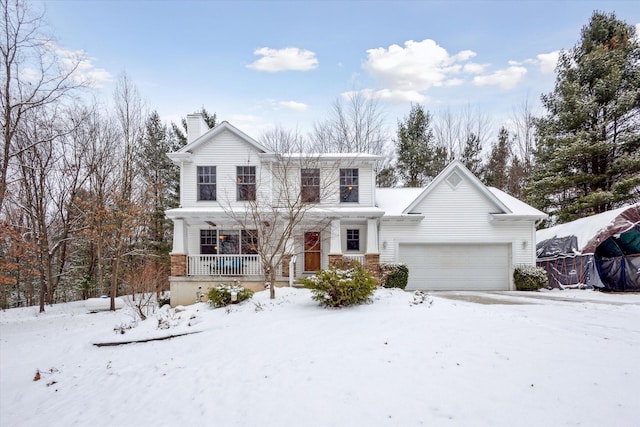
[399,243,511,291]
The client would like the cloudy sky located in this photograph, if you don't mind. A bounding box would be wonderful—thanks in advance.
[39,0,640,141]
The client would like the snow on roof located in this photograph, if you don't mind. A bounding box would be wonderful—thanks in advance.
[537,203,640,250]
[375,187,425,216]
[488,187,547,218]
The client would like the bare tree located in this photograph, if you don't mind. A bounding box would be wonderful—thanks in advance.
[433,105,492,162]
[0,0,85,214]
[311,91,389,155]
[510,95,537,173]
[108,72,145,310]
[221,129,341,299]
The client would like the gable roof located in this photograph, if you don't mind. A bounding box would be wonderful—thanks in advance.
[403,160,510,214]
[376,160,546,220]
[172,121,271,159]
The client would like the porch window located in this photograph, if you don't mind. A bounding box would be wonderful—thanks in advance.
[241,229,259,254]
[218,230,239,254]
[301,168,320,203]
[200,230,217,254]
[340,168,358,203]
[237,166,256,201]
[346,229,360,251]
[199,229,259,254]
[197,166,216,201]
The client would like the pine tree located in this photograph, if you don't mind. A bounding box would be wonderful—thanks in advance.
[527,11,640,223]
[483,127,511,190]
[395,104,447,187]
[460,132,483,176]
[138,111,175,263]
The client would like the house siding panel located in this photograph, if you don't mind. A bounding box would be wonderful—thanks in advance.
[182,130,265,209]
[379,176,534,267]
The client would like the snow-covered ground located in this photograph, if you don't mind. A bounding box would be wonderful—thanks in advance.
[1,287,639,427]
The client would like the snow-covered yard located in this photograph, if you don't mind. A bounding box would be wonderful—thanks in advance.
[1,287,639,427]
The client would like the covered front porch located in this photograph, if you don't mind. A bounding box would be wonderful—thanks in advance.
[168,214,382,306]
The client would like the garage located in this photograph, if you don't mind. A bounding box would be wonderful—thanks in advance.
[399,243,511,291]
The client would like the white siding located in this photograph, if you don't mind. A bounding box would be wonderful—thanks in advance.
[379,175,536,268]
[182,130,266,209]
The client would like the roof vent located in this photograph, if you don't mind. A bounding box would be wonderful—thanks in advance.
[446,171,462,188]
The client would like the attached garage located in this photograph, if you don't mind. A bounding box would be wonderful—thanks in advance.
[399,243,512,291]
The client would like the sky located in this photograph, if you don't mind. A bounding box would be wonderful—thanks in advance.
[36,0,640,143]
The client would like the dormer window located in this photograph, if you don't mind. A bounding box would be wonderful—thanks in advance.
[340,168,359,203]
[301,168,320,203]
[197,166,216,201]
[237,166,256,201]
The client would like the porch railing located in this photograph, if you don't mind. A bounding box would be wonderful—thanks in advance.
[343,254,366,265]
[188,255,262,276]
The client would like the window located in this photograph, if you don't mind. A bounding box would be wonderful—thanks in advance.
[346,229,360,251]
[200,230,217,254]
[197,166,216,201]
[218,230,239,254]
[237,166,256,201]
[301,168,320,203]
[199,229,259,254]
[241,230,259,254]
[340,168,359,203]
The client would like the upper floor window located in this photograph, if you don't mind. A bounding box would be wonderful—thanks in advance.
[340,168,359,203]
[301,168,320,203]
[346,229,360,251]
[237,166,256,201]
[197,166,216,201]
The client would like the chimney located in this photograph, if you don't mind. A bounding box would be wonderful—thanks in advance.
[186,113,210,144]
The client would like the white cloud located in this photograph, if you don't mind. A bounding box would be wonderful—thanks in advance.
[444,78,464,87]
[278,100,308,111]
[363,39,477,93]
[247,47,318,72]
[463,63,488,74]
[473,66,528,89]
[20,42,112,88]
[342,88,427,103]
[536,51,560,74]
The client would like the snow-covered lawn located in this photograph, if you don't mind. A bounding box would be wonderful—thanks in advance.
[1,288,639,427]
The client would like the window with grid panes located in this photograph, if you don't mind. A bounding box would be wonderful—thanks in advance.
[197,166,216,201]
[340,168,358,202]
[237,166,256,201]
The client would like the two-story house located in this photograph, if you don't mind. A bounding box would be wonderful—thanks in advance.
[167,115,546,306]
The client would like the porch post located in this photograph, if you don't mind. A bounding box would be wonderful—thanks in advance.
[366,218,379,253]
[170,218,187,277]
[328,218,343,266]
[365,218,380,277]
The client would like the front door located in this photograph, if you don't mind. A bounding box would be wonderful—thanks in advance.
[304,232,321,272]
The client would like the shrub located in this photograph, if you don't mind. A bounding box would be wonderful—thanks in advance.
[157,294,171,308]
[514,265,548,291]
[300,262,377,308]
[379,263,409,289]
[207,284,254,308]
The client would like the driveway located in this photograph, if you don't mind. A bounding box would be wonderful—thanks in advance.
[427,289,640,305]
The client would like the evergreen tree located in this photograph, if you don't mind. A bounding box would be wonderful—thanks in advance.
[460,132,483,176]
[527,11,640,222]
[138,111,175,263]
[483,127,511,190]
[395,104,447,187]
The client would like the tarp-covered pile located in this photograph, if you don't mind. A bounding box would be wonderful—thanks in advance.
[536,204,640,291]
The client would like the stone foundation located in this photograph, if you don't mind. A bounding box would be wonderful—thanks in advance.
[169,276,290,307]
